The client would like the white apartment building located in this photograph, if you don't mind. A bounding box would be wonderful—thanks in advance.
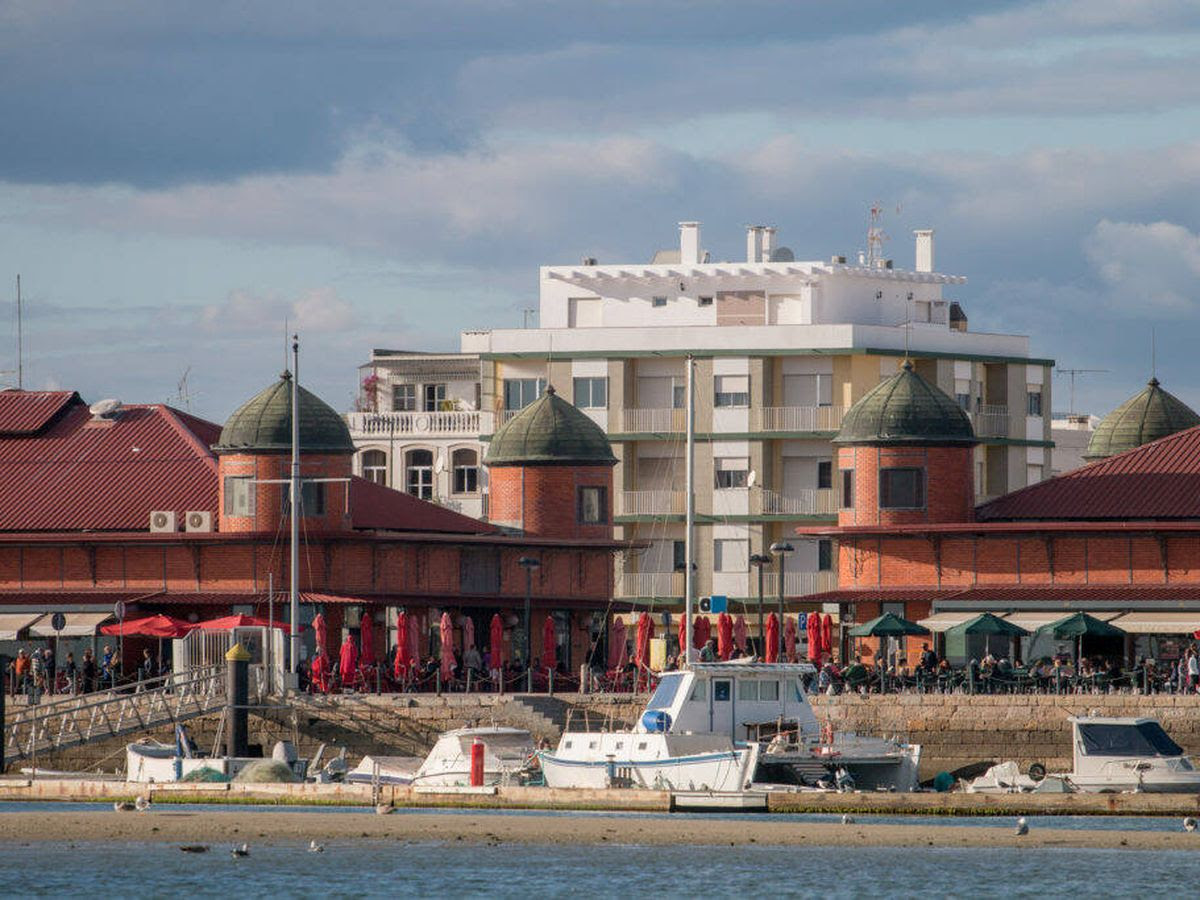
[459,222,1053,614]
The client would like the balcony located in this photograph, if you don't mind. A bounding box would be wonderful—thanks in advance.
[759,570,838,598]
[618,572,684,598]
[345,410,491,437]
[759,406,845,433]
[973,404,1009,438]
[622,408,685,433]
[760,488,837,516]
[617,490,686,517]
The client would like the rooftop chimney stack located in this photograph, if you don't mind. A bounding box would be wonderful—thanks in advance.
[914,229,935,273]
[679,221,702,265]
[762,226,776,261]
[746,225,763,263]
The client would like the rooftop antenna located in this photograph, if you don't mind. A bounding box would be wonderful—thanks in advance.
[16,274,23,389]
[1055,367,1108,416]
[174,366,193,412]
[522,307,536,329]
[1151,327,1157,381]
[865,203,891,268]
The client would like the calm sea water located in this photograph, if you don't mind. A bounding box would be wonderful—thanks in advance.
[0,839,1197,898]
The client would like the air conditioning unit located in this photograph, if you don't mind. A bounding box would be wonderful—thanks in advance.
[184,510,213,532]
[149,510,177,533]
[698,596,713,613]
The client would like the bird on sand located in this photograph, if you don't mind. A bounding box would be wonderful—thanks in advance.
[1184,817,1197,833]
[134,795,151,812]
[309,840,325,853]
[841,814,854,825]
[1014,817,1029,836]
[375,804,394,815]
[113,801,136,812]
[231,843,250,858]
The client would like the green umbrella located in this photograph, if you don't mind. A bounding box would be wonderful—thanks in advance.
[848,613,930,637]
[945,613,1029,638]
[1043,612,1125,639]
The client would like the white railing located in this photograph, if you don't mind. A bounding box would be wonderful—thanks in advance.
[618,572,684,598]
[345,410,492,436]
[759,406,845,432]
[760,488,838,516]
[760,570,838,597]
[617,490,686,517]
[622,407,686,433]
[973,404,1009,438]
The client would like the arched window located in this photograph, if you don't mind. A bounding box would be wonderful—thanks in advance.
[452,448,479,494]
[362,449,388,485]
[405,449,434,500]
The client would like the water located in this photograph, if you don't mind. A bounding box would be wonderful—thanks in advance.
[0,839,1196,898]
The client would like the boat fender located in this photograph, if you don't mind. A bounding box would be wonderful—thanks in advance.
[1027,763,1046,782]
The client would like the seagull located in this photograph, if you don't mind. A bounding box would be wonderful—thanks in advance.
[308,840,325,853]
[1184,817,1197,833]
[231,843,250,858]
[135,796,151,812]
[375,804,393,815]
[113,801,135,812]
[1014,817,1029,836]
[841,814,854,825]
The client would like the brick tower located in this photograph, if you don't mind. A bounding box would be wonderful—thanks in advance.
[484,386,617,539]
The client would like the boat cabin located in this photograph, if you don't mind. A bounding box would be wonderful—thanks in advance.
[640,662,819,742]
[1070,716,1189,771]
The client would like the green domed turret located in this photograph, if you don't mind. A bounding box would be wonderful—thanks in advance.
[834,361,976,446]
[1084,377,1199,462]
[215,372,354,454]
[485,386,616,467]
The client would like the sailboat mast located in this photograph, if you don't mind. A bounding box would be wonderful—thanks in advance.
[684,355,695,665]
[289,335,301,680]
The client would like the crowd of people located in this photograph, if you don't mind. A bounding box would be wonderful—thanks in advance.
[5,644,171,703]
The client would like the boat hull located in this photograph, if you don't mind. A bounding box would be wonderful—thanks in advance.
[540,745,758,792]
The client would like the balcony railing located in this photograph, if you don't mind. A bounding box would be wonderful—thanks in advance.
[618,572,684,598]
[617,490,686,517]
[973,404,1009,438]
[760,488,837,516]
[622,407,686,433]
[346,410,491,436]
[759,406,845,432]
[759,570,838,598]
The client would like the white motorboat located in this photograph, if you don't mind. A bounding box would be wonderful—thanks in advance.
[344,755,425,785]
[968,716,1200,794]
[401,726,534,787]
[539,662,921,792]
[126,727,307,783]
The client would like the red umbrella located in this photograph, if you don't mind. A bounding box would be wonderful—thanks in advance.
[193,614,297,633]
[635,613,652,687]
[359,610,376,667]
[677,613,687,657]
[338,634,358,684]
[100,614,195,639]
[439,612,455,682]
[765,613,780,663]
[784,616,798,663]
[733,615,748,653]
[408,610,422,670]
[807,612,821,662]
[694,615,711,650]
[394,611,411,680]
[489,613,504,671]
[542,615,557,672]
[609,617,627,669]
[312,613,328,659]
[821,613,834,662]
[717,612,733,661]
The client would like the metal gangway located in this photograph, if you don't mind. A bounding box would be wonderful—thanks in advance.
[1,664,261,767]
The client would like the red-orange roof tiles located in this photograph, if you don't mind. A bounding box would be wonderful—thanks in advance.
[0,390,80,435]
[349,476,495,534]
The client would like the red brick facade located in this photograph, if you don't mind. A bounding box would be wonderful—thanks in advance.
[217,452,352,533]
[837,445,974,527]
[487,464,613,539]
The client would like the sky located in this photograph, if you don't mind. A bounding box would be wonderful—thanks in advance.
[1,0,1199,422]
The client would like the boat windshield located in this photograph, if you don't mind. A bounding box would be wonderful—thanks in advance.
[645,672,685,711]
[1077,722,1184,757]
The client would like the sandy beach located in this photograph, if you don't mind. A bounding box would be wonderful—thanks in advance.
[0,809,1197,851]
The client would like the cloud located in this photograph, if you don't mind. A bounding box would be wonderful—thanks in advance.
[198,287,355,335]
[1084,219,1200,313]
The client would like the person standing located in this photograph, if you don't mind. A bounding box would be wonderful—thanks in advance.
[12,649,30,697]
[43,647,56,696]
[63,652,78,695]
[81,648,98,694]
[1187,648,1199,693]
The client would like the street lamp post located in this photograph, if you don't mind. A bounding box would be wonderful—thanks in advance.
[748,553,771,659]
[769,542,794,662]
[518,557,540,692]
[673,561,697,661]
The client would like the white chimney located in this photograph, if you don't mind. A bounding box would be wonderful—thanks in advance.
[680,221,702,265]
[745,225,762,263]
[761,226,776,262]
[914,229,935,273]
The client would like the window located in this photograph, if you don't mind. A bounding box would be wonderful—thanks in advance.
[673,540,686,572]
[714,457,749,489]
[698,296,713,307]
[879,467,925,509]
[956,392,971,412]
[1026,389,1043,417]
[713,680,731,702]
[817,459,832,490]
[738,679,759,701]
[689,680,707,701]
[223,476,256,517]
[503,378,545,411]
[714,374,749,408]
[392,384,416,412]
[362,450,388,486]
[652,296,667,308]
[840,470,855,509]
[423,383,446,411]
[452,448,478,494]
[672,381,685,409]
[818,539,833,572]
[578,486,608,524]
[459,547,500,594]
[760,680,779,701]
[713,538,749,572]
[573,377,608,409]
[405,449,434,500]
[281,481,326,517]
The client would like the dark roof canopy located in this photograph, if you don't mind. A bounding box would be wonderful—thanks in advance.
[834,361,976,447]
[215,373,354,455]
[485,386,616,467]
[1084,378,1200,461]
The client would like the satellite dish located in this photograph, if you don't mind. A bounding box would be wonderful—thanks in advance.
[434,453,446,474]
[770,247,795,262]
[747,469,758,488]
[89,398,122,418]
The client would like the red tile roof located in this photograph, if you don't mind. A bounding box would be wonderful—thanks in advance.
[349,476,495,534]
[979,424,1200,521]
[807,584,1200,605]
[0,390,81,435]
[0,402,219,531]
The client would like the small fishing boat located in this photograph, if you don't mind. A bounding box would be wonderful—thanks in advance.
[346,726,535,787]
